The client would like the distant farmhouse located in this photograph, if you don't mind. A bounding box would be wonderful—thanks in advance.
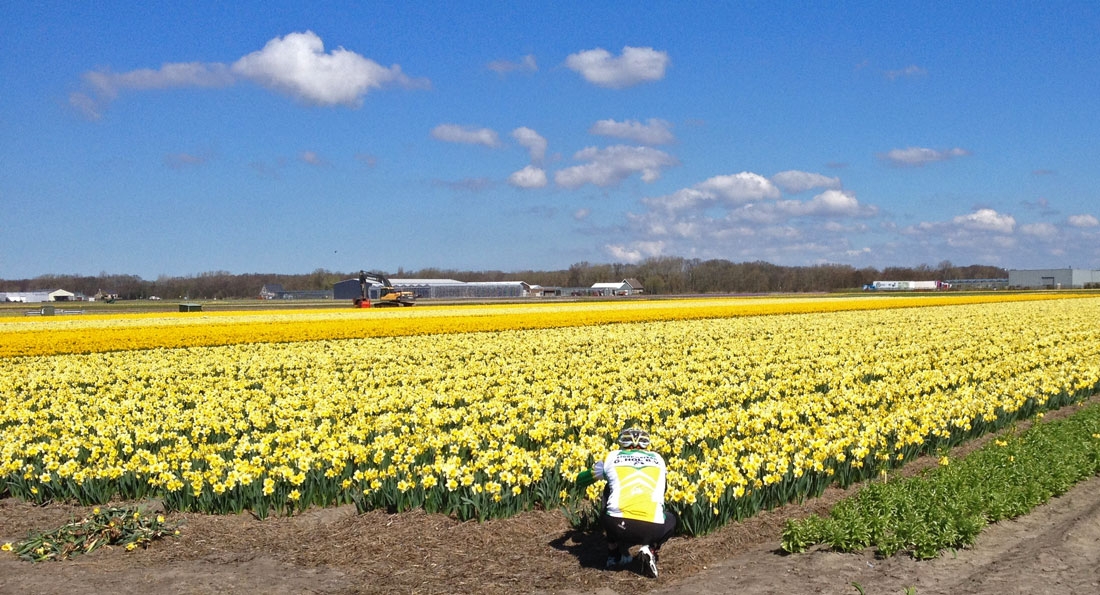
[1008,268,1100,289]
[589,278,645,296]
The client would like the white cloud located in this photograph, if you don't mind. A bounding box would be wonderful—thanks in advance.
[512,127,547,163]
[573,208,591,221]
[82,62,235,99]
[565,46,669,89]
[952,208,1015,234]
[508,165,548,189]
[771,170,842,193]
[641,172,780,213]
[72,62,235,119]
[604,241,666,264]
[1020,222,1058,238]
[73,31,428,117]
[885,65,927,80]
[1068,214,1100,228]
[589,118,674,145]
[488,54,537,74]
[431,124,502,147]
[231,31,428,107]
[554,145,678,189]
[881,146,970,167]
[786,189,873,217]
[696,172,782,204]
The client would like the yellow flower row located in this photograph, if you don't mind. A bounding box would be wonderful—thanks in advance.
[3,295,1099,526]
[0,292,1085,358]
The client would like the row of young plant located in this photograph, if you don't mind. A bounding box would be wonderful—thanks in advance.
[780,399,1100,559]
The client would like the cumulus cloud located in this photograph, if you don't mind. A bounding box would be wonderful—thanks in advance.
[1068,214,1099,228]
[508,165,548,189]
[880,146,970,167]
[698,172,780,203]
[554,145,678,189]
[619,170,878,267]
[771,170,842,193]
[781,189,874,217]
[952,208,1016,234]
[638,172,781,214]
[431,124,502,147]
[71,31,428,117]
[604,241,666,264]
[512,127,547,163]
[231,31,428,106]
[488,54,537,74]
[565,46,669,89]
[589,118,674,145]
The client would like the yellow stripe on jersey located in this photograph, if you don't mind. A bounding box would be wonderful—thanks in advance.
[615,465,661,521]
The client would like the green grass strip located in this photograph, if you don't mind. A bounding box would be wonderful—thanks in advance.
[781,403,1100,559]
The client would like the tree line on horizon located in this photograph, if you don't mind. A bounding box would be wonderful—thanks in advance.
[0,258,1008,301]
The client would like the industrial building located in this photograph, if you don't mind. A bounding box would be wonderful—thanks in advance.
[332,278,538,300]
[258,284,333,300]
[1008,268,1100,289]
[1,289,77,303]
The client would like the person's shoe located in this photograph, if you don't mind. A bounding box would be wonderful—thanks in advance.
[638,545,658,578]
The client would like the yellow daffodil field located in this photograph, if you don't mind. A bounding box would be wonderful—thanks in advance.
[3,293,1099,535]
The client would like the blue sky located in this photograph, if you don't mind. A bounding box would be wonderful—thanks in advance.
[3,2,1099,279]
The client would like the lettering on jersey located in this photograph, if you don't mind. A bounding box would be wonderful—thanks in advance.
[612,451,659,468]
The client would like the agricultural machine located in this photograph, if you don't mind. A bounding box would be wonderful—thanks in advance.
[354,271,416,308]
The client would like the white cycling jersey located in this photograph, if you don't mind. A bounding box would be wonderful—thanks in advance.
[593,449,668,524]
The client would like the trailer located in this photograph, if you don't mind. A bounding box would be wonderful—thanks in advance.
[863,280,950,291]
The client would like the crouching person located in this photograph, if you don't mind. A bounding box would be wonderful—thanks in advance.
[577,427,677,578]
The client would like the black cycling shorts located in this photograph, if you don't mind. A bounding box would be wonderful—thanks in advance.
[600,510,677,548]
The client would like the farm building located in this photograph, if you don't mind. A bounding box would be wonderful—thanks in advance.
[1008,268,1100,289]
[259,284,333,300]
[1,289,77,302]
[590,279,645,296]
[332,278,534,300]
[944,278,1009,290]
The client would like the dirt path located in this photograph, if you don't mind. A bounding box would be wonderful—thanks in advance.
[648,473,1100,595]
[3,473,1099,595]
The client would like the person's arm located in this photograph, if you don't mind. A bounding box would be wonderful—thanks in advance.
[576,460,606,487]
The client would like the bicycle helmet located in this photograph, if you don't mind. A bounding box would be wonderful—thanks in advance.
[617,427,651,449]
